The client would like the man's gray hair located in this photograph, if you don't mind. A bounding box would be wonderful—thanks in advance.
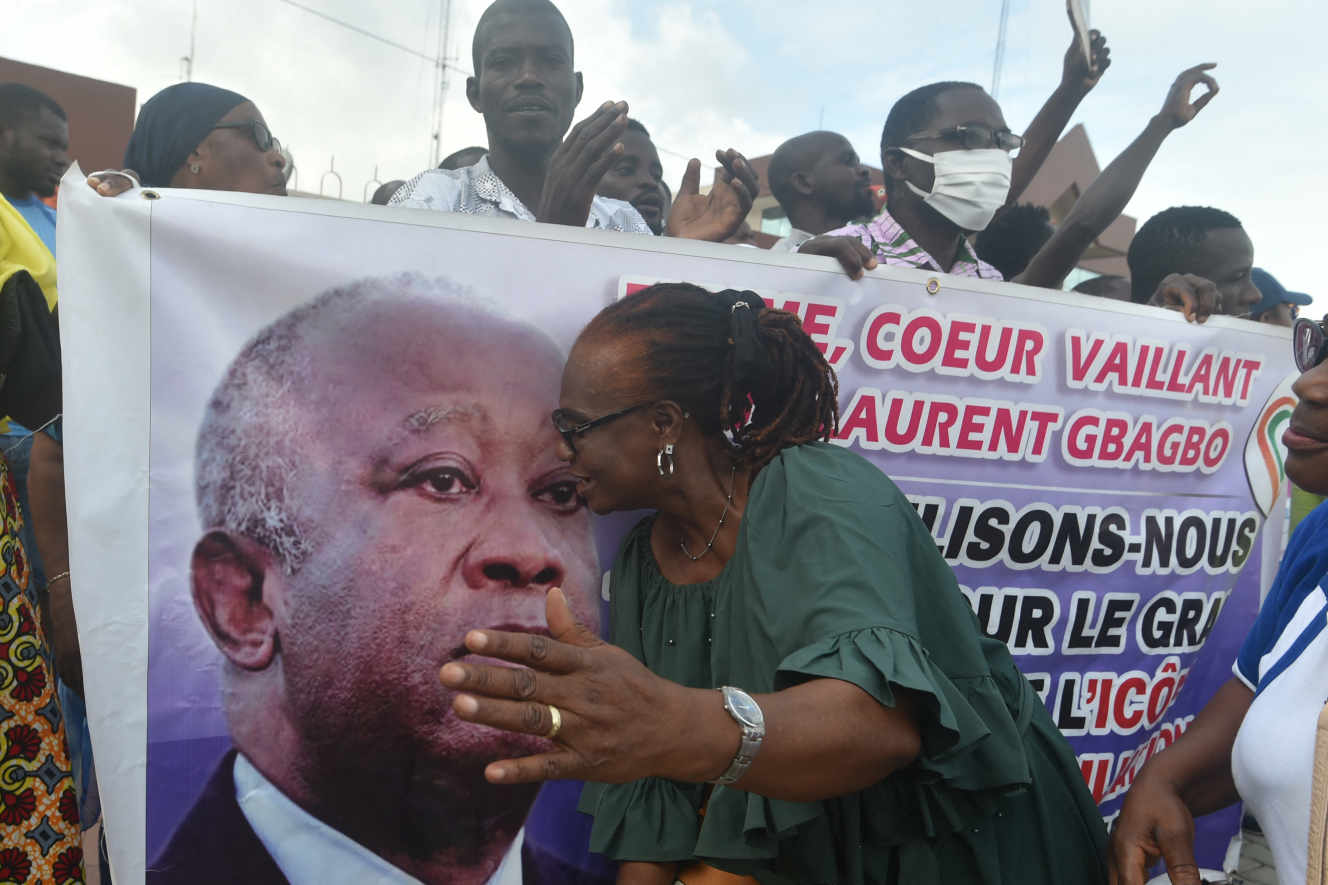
[194,273,491,573]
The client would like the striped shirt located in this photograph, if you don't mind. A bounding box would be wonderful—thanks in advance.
[823,208,1003,279]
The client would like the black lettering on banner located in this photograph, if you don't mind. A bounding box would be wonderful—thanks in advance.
[1009,510,1055,567]
[1024,672,1051,703]
[964,502,1009,564]
[1092,512,1129,569]
[910,496,1257,575]
[906,494,947,542]
[1061,592,1139,655]
[1233,516,1259,569]
[961,586,1060,655]
[1136,590,1230,654]
[1136,509,1262,575]
[943,501,975,561]
[1054,672,1089,734]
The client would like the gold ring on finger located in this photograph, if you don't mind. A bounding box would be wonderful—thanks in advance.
[545,704,562,739]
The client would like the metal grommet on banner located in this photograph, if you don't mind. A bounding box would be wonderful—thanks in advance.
[925,278,941,296]
[141,190,161,201]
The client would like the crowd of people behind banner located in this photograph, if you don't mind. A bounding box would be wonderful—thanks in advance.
[0,0,1323,883]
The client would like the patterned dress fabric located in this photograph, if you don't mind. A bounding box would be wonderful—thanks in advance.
[0,457,83,884]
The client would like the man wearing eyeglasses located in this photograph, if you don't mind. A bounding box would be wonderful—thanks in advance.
[803,82,1023,280]
[794,22,1111,281]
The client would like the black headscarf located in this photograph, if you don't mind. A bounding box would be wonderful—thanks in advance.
[123,83,249,187]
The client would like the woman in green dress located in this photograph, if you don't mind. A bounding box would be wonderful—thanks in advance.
[439,283,1108,885]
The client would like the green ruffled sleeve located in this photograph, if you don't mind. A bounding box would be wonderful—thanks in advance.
[578,777,707,862]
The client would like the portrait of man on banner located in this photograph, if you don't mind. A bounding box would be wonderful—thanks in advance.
[147,274,602,884]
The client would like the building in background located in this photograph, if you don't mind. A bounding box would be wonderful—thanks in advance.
[1018,123,1134,281]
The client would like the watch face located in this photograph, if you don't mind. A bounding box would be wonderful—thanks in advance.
[725,688,763,727]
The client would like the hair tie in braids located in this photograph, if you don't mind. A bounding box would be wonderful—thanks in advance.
[579,282,839,471]
[718,290,774,428]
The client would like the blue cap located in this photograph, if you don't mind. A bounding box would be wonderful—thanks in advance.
[1251,268,1312,317]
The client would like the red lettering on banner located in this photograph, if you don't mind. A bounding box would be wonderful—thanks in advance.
[941,320,977,370]
[833,389,1063,462]
[859,306,1045,382]
[883,396,925,447]
[974,325,1015,374]
[957,405,990,452]
[1061,410,1232,474]
[1062,658,1192,739]
[1064,330,1263,406]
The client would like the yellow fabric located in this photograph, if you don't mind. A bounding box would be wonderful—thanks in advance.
[0,195,58,311]
[1292,486,1325,534]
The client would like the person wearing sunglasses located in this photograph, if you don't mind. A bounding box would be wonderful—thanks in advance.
[87,82,287,197]
[443,284,1110,885]
[1108,320,1328,885]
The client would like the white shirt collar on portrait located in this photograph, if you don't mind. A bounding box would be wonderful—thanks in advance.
[234,752,525,885]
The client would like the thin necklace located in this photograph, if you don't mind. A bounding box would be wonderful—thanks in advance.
[680,464,737,562]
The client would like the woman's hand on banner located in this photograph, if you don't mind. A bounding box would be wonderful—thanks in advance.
[86,169,140,197]
[1107,778,1202,885]
[797,235,879,280]
[440,587,689,785]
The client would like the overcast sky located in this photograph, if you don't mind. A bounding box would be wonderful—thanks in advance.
[5,0,1324,300]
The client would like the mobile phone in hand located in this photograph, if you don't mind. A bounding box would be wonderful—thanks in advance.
[1067,0,1092,68]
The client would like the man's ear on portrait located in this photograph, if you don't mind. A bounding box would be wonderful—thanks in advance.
[191,530,284,671]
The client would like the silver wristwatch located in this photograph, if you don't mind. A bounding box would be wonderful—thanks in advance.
[713,686,765,785]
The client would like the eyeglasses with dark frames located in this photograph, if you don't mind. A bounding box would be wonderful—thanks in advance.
[552,403,651,454]
[1293,316,1328,373]
[212,120,281,155]
[899,124,1024,152]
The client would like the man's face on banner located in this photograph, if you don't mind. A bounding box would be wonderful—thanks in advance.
[273,299,599,777]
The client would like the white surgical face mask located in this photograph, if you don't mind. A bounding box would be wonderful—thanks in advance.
[899,147,1012,232]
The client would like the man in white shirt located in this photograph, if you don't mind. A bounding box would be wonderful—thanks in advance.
[149,276,602,884]
[391,0,757,242]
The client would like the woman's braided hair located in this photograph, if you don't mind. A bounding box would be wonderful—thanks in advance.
[582,283,839,469]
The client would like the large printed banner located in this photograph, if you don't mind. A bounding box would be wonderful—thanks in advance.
[56,173,1294,882]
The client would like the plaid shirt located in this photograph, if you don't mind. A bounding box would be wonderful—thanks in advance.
[389,156,652,234]
[824,208,1003,279]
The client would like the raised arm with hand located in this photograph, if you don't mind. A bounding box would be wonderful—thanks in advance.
[535,101,630,227]
[1017,64,1220,289]
[664,149,759,242]
[1007,16,1111,204]
[1108,678,1252,885]
[439,588,922,802]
